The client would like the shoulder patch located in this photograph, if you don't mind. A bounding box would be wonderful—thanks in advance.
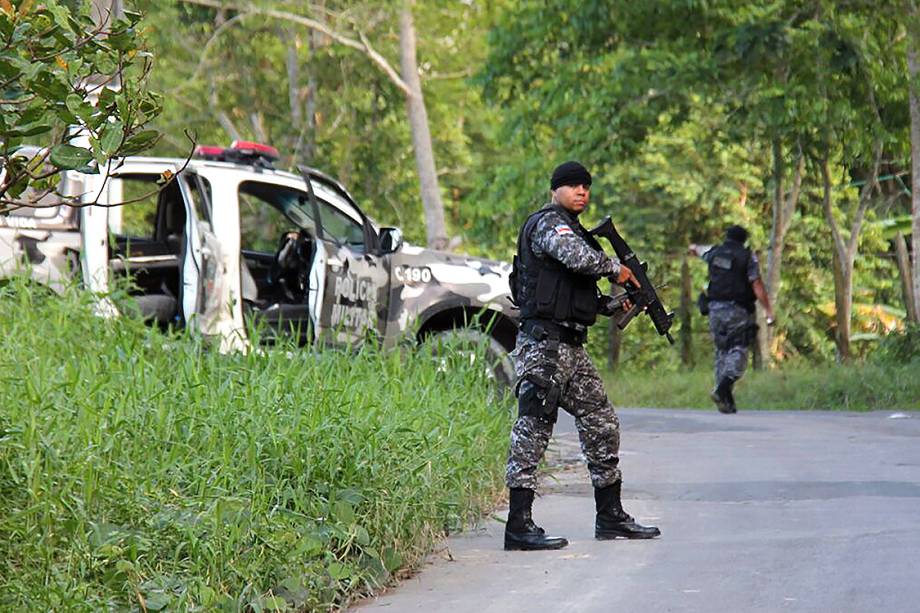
[554,224,573,236]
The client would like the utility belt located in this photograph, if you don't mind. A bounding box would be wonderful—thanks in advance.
[520,318,587,347]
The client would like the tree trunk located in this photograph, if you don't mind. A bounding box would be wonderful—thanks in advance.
[679,256,694,367]
[831,250,853,362]
[895,232,918,323]
[399,2,448,250]
[758,140,804,368]
[180,1,447,247]
[908,40,920,321]
[820,153,879,362]
[607,320,622,372]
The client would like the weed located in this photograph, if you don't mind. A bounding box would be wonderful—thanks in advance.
[0,277,513,611]
[609,359,920,411]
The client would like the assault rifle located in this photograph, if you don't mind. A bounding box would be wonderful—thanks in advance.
[590,217,675,344]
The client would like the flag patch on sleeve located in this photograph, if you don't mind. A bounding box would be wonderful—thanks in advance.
[554,224,573,236]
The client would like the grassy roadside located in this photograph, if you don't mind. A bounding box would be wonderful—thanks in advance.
[607,361,920,411]
[0,279,513,611]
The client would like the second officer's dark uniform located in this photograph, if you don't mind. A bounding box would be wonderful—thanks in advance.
[695,224,774,413]
[504,161,660,551]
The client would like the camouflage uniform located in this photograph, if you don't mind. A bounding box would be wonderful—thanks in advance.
[707,300,756,386]
[506,205,623,490]
[700,247,762,386]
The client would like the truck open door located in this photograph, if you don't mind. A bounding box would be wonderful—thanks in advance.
[301,170,390,347]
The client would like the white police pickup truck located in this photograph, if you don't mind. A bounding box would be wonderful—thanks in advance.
[0,141,517,381]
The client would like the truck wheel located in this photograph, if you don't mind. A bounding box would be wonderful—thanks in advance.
[430,328,515,389]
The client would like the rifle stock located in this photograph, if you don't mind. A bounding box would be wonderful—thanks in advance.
[590,216,675,344]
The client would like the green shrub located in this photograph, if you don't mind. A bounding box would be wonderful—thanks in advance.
[871,323,920,365]
[0,277,512,611]
[609,358,920,411]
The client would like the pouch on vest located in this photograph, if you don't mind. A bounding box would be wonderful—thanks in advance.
[534,268,561,316]
[509,254,521,306]
[571,277,599,323]
[697,291,710,316]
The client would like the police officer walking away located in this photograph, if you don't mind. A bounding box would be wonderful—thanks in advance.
[504,161,660,551]
[690,225,775,414]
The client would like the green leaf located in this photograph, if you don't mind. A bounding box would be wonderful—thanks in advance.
[93,51,116,75]
[49,143,93,170]
[294,534,324,558]
[142,591,171,611]
[18,106,44,124]
[354,524,370,546]
[106,26,135,52]
[330,500,355,525]
[16,123,53,137]
[382,547,403,573]
[6,175,29,200]
[120,129,159,155]
[261,595,290,611]
[0,16,13,40]
[0,54,20,79]
[336,488,364,504]
[327,562,351,580]
[65,93,85,116]
[51,102,78,125]
[100,121,123,156]
[30,73,69,101]
[123,9,144,24]
[89,135,104,165]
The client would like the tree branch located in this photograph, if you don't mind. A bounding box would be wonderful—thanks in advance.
[1,131,197,214]
[846,138,883,259]
[177,0,412,97]
[782,148,805,235]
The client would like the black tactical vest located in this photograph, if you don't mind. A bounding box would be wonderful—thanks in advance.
[706,239,756,312]
[510,206,601,326]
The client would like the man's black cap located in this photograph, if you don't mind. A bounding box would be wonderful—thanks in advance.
[551,161,592,191]
[726,225,749,243]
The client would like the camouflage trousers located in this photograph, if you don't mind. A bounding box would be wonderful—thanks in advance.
[505,330,621,490]
[708,301,756,386]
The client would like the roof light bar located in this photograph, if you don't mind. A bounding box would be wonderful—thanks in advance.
[192,141,281,168]
[193,145,225,160]
[229,140,280,160]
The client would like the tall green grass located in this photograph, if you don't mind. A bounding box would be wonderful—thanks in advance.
[609,360,920,411]
[0,278,513,611]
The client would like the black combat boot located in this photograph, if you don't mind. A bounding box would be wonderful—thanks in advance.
[713,377,737,414]
[595,481,661,540]
[504,488,568,551]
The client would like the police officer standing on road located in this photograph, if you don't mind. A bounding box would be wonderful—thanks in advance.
[690,225,775,414]
[504,161,661,551]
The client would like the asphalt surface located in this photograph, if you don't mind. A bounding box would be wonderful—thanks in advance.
[352,408,920,613]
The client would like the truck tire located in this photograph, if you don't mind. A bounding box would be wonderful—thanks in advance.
[430,328,515,389]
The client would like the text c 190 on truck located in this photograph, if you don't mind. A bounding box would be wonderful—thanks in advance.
[0,141,518,384]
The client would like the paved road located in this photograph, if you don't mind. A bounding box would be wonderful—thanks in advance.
[352,408,920,613]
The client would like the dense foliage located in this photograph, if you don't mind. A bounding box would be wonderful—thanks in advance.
[126,0,917,365]
[0,279,511,611]
[0,0,161,211]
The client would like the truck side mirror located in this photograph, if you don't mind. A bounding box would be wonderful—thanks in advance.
[378,226,404,254]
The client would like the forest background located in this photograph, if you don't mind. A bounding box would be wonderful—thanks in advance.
[22,0,920,385]
[2,2,919,608]
[128,0,920,378]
